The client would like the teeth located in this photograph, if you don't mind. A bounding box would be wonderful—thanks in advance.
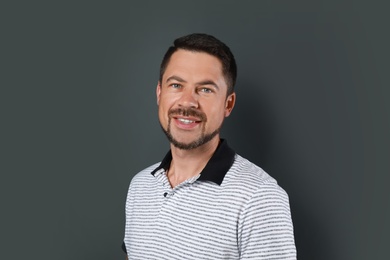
[178,118,195,124]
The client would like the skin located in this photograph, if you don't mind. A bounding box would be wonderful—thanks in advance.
[157,49,235,188]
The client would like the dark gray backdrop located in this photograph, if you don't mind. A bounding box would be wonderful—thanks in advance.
[2,1,389,259]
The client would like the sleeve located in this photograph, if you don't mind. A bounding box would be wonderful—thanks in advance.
[123,178,135,256]
[237,183,296,259]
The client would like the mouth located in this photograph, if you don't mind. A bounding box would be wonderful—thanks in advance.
[171,116,202,130]
[168,108,206,121]
[176,117,200,124]
[168,108,206,130]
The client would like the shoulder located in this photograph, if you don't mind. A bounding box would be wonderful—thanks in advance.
[224,154,289,201]
[128,162,160,187]
[225,154,276,186]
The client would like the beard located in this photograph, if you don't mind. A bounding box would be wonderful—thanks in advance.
[160,107,221,150]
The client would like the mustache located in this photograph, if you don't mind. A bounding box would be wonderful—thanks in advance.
[168,108,207,121]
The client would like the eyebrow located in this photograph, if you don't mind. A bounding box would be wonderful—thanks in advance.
[196,80,219,90]
[166,76,220,90]
[166,75,187,83]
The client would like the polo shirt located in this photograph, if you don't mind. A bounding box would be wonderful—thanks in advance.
[123,139,296,259]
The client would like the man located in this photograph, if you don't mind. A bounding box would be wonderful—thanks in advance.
[122,33,296,259]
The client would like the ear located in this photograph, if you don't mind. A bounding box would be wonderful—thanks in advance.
[156,82,162,105]
[224,92,236,117]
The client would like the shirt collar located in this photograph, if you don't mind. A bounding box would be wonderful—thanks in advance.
[151,139,236,185]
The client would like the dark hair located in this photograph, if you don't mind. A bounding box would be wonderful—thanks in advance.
[159,33,237,95]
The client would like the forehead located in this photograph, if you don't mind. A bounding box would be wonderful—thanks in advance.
[163,49,225,83]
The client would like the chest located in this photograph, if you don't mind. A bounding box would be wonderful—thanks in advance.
[127,183,242,259]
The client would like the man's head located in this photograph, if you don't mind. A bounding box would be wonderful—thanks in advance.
[157,34,237,150]
[159,33,237,95]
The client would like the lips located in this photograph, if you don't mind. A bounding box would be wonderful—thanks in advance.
[177,118,197,124]
[172,116,201,129]
[168,107,206,130]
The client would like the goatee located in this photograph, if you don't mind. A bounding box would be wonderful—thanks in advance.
[160,107,220,150]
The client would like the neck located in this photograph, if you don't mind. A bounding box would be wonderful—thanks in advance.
[167,137,220,188]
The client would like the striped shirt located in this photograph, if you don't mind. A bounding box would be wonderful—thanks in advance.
[123,140,296,259]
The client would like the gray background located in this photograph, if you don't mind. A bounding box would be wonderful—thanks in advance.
[2,1,389,259]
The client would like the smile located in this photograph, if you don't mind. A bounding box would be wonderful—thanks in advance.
[172,116,201,129]
[177,118,195,124]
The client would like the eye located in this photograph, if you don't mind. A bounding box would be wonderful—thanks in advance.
[200,87,213,93]
[170,83,181,89]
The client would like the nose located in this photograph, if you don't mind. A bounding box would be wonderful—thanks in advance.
[177,88,198,108]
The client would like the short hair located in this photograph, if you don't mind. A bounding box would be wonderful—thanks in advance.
[159,33,237,95]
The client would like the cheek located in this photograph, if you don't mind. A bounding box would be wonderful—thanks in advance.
[207,104,227,121]
[158,98,174,121]
[159,94,178,109]
[158,105,168,119]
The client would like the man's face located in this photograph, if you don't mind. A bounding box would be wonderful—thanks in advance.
[157,49,235,150]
